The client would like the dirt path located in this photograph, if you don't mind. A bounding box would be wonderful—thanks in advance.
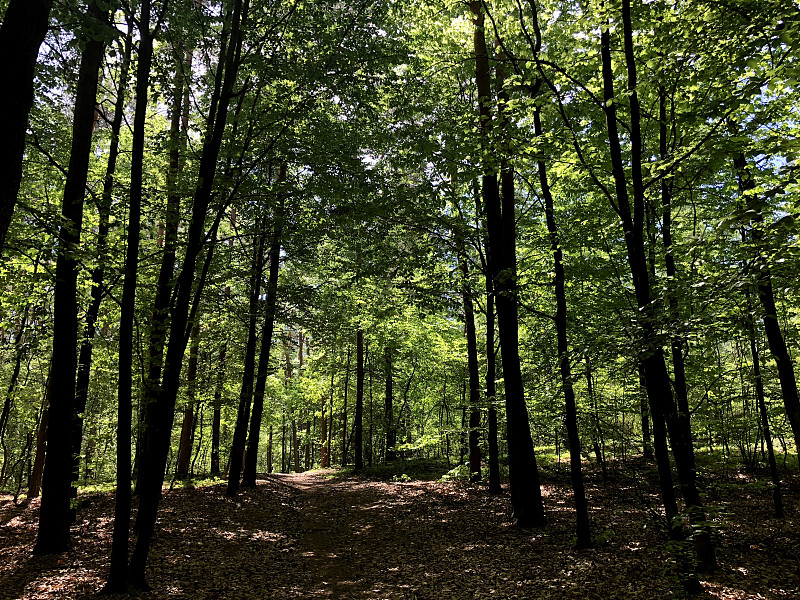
[272,471,533,600]
[2,470,798,599]
[280,472,404,598]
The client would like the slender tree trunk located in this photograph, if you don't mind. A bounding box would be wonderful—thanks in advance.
[211,340,226,475]
[384,346,396,462]
[0,309,28,447]
[660,85,694,471]
[354,328,365,471]
[228,228,268,495]
[457,232,482,482]
[104,0,152,588]
[368,344,374,467]
[637,362,654,461]
[733,153,800,459]
[292,419,299,471]
[177,326,200,478]
[129,0,248,587]
[0,0,54,253]
[470,1,544,525]
[321,385,329,468]
[243,199,284,487]
[267,425,273,473]
[534,106,591,547]
[28,373,51,498]
[600,1,714,569]
[72,20,133,509]
[327,365,334,464]
[341,347,351,466]
[136,40,192,491]
[35,1,109,555]
[746,292,784,517]
[481,221,501,494]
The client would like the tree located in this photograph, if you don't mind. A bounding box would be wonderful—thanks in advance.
[35,0,111,555]
[0,0,53,254]
[469,0,544,526]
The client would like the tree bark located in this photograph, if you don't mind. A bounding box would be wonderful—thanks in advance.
[601,0,714,568]
[177,325,200,478]
[104,0,151,589]
[227,227,268,495]
[534,106,591,547]
[136,37,192,492]
[384,346,396,462]
[211,340,226,476]
[0,0,53,253]
[354,328,365,471]
[27,373,51,498]
[35,0,109,555]
[129,0,248,587]
[243,204,284,487]
[457,231,482,482]
[476,181,501,494]
[341,347,351,466]
[746,292,784,517]
[72,18,133,510]
[733,152,800,460]
[470,0,544,526]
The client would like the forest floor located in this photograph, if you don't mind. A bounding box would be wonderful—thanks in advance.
[1,460,799,599]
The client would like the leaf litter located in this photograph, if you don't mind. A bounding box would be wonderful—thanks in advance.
[0,464,798,599]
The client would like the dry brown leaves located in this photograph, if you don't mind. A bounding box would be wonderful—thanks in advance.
[1,464,798,599]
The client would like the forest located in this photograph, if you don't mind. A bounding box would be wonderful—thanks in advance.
[0,0,799,597]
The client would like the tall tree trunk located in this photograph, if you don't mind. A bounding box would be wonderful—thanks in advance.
[136,39,192,492]
[457,230,482,482]
[384,346,396,462]
[210,339,226,475]
[534,106,591,547]
[227,227,268,495]
[177,325,200,478]
[600,0,714,569]
[321,382,329,468]
[327,365,334,464]
[470,1,544,526]
[292,419,299,471]
[34,0,109,555]
[354,328,365,471]
[485,287,501,494]
[267,425,273,473]
[367,343,374,467]
[0,0,53,253]
[0,307,29,448]
[72,19,133,509]
[637,362,654,461]
[129,0,248,587]
[243,205,284,487]
[660,85,694,470]
[105,0,152,589]
[733,152,800,459]
[27,373,51,498]
[341,347,351,466]
[477,182,501,494]
[746,291,784,517]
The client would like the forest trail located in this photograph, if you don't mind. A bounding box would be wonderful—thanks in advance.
[280,472,411,599]
[1,469,798,599]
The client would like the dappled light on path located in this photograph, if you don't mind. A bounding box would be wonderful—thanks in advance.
[1,468,799,598]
